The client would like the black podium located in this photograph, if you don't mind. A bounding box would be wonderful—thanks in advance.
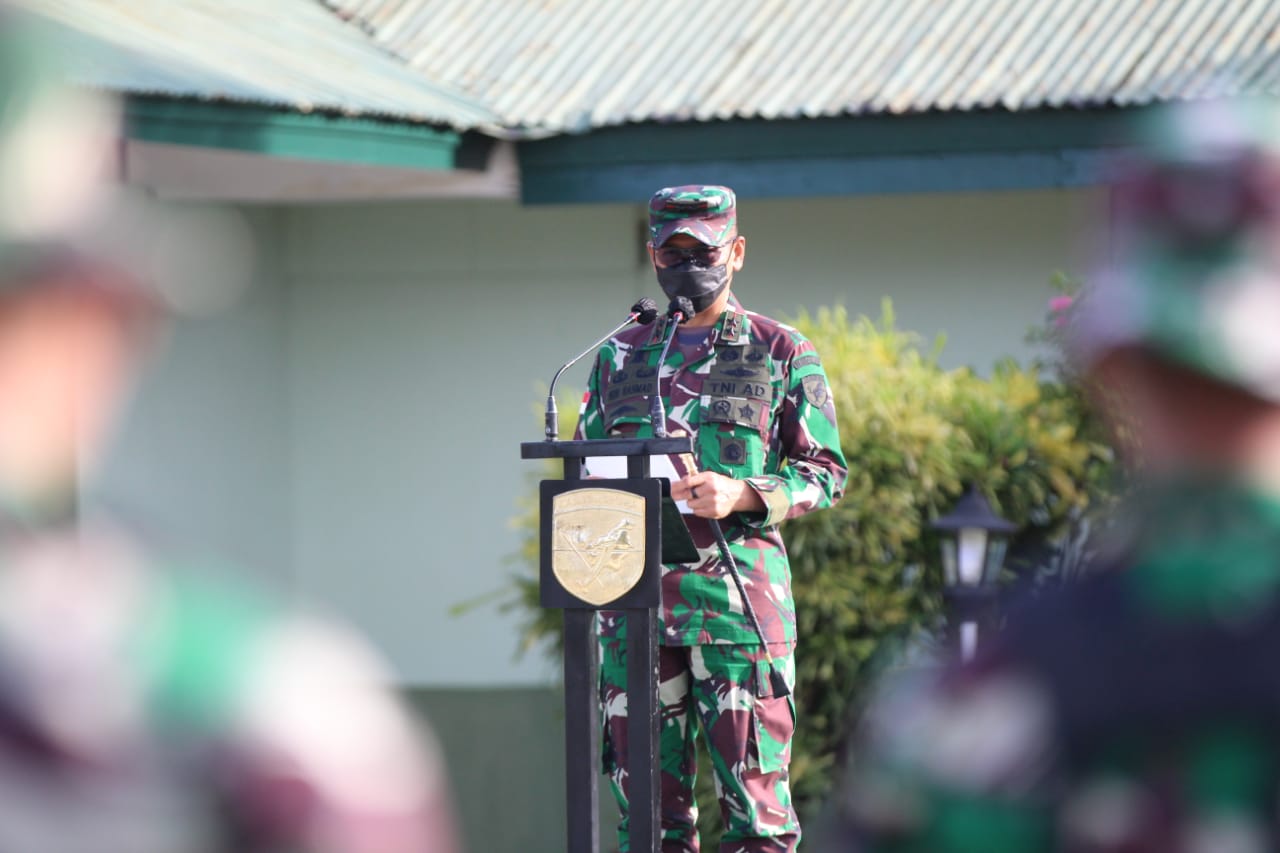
[521,436,696,853]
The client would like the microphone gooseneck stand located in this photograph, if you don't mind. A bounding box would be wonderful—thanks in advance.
[545,298,658,441]
[647,298,691,439]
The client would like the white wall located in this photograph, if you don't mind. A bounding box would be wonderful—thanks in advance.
[282,200,644,686]
[280,187,1101,686]
[91,206,292,585]
[741,190,1102,368]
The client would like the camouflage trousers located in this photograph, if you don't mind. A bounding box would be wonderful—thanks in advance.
[599,640,799,852]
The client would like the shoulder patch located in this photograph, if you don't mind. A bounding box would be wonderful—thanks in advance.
[801,374,829,408]
[792,353,821,370]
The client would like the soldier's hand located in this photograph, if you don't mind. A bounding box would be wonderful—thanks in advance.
[673,471,764,519]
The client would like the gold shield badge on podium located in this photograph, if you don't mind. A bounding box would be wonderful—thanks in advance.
[551,488,646,606]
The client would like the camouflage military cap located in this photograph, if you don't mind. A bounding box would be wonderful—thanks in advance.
[648,185,738,246]
[1074,99,1280,400]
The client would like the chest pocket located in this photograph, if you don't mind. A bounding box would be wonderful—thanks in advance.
[602,361,659,435]
[698,344,775,474]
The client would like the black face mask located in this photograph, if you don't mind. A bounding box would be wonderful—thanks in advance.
[655,262,730,314]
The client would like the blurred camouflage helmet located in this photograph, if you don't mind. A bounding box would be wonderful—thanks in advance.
[0,4,251,315]
[1074,99,1280,399]
[0,5,120,250]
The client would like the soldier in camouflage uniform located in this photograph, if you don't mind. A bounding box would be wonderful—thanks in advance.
[0,10,459,850]
[577,185,848,851]
[823,100,1280,853]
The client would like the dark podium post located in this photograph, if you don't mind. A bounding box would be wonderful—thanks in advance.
[521,436,696,853]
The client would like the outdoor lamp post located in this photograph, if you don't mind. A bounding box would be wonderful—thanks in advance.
[931,486,1017,662]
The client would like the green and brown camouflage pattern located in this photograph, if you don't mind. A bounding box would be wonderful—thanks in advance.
[827,481,1280,852]
[827,99,1280,853]
[601,639,799,852]
[578,291,843,850]
[1073,99,1280,401]
[0,523,459,852]
[576,294,848,647]
[649,185,739,247]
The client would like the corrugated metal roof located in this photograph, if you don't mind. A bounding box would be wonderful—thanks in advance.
[325,0,1280,134]
[13,0,499,130]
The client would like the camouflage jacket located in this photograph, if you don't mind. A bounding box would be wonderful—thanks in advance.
[576,295,847,646]
[0,521,459,853]
[828,484,1280,853]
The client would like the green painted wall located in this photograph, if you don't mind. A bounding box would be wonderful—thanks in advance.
[518,110,1127,202]
[405,686,620,853]
[126,98,460,171]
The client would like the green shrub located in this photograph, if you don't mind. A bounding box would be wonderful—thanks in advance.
[507,299,1117,845]
[782,301,1116,816]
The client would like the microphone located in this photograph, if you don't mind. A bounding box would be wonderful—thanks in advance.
[649,297,695,438]
[633,298,660,325]
[545,298,659,441]
[668,296,695,324]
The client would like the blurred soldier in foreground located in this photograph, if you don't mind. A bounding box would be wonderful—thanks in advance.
[0,7,459,851]
[824,99,1280,852]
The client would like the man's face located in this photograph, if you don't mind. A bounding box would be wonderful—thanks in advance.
[646,231,747,320]
[648,232,746,278]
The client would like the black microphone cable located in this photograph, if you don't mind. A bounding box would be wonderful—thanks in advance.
[545,298,658,441]
[709,522,791,697]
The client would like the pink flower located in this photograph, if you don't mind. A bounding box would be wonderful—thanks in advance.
[1048,295,1074,327]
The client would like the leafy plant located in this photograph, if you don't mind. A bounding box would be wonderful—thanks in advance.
[781,301,1117,820]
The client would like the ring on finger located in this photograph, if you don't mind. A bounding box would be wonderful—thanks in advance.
[691,487,699,499]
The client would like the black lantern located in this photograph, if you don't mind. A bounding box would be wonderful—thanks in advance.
[931,486,1016,661]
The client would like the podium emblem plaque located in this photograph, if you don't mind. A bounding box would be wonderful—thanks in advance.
[552,488,646,606]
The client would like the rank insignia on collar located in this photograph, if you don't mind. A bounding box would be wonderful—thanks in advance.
[721,312,743,343]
